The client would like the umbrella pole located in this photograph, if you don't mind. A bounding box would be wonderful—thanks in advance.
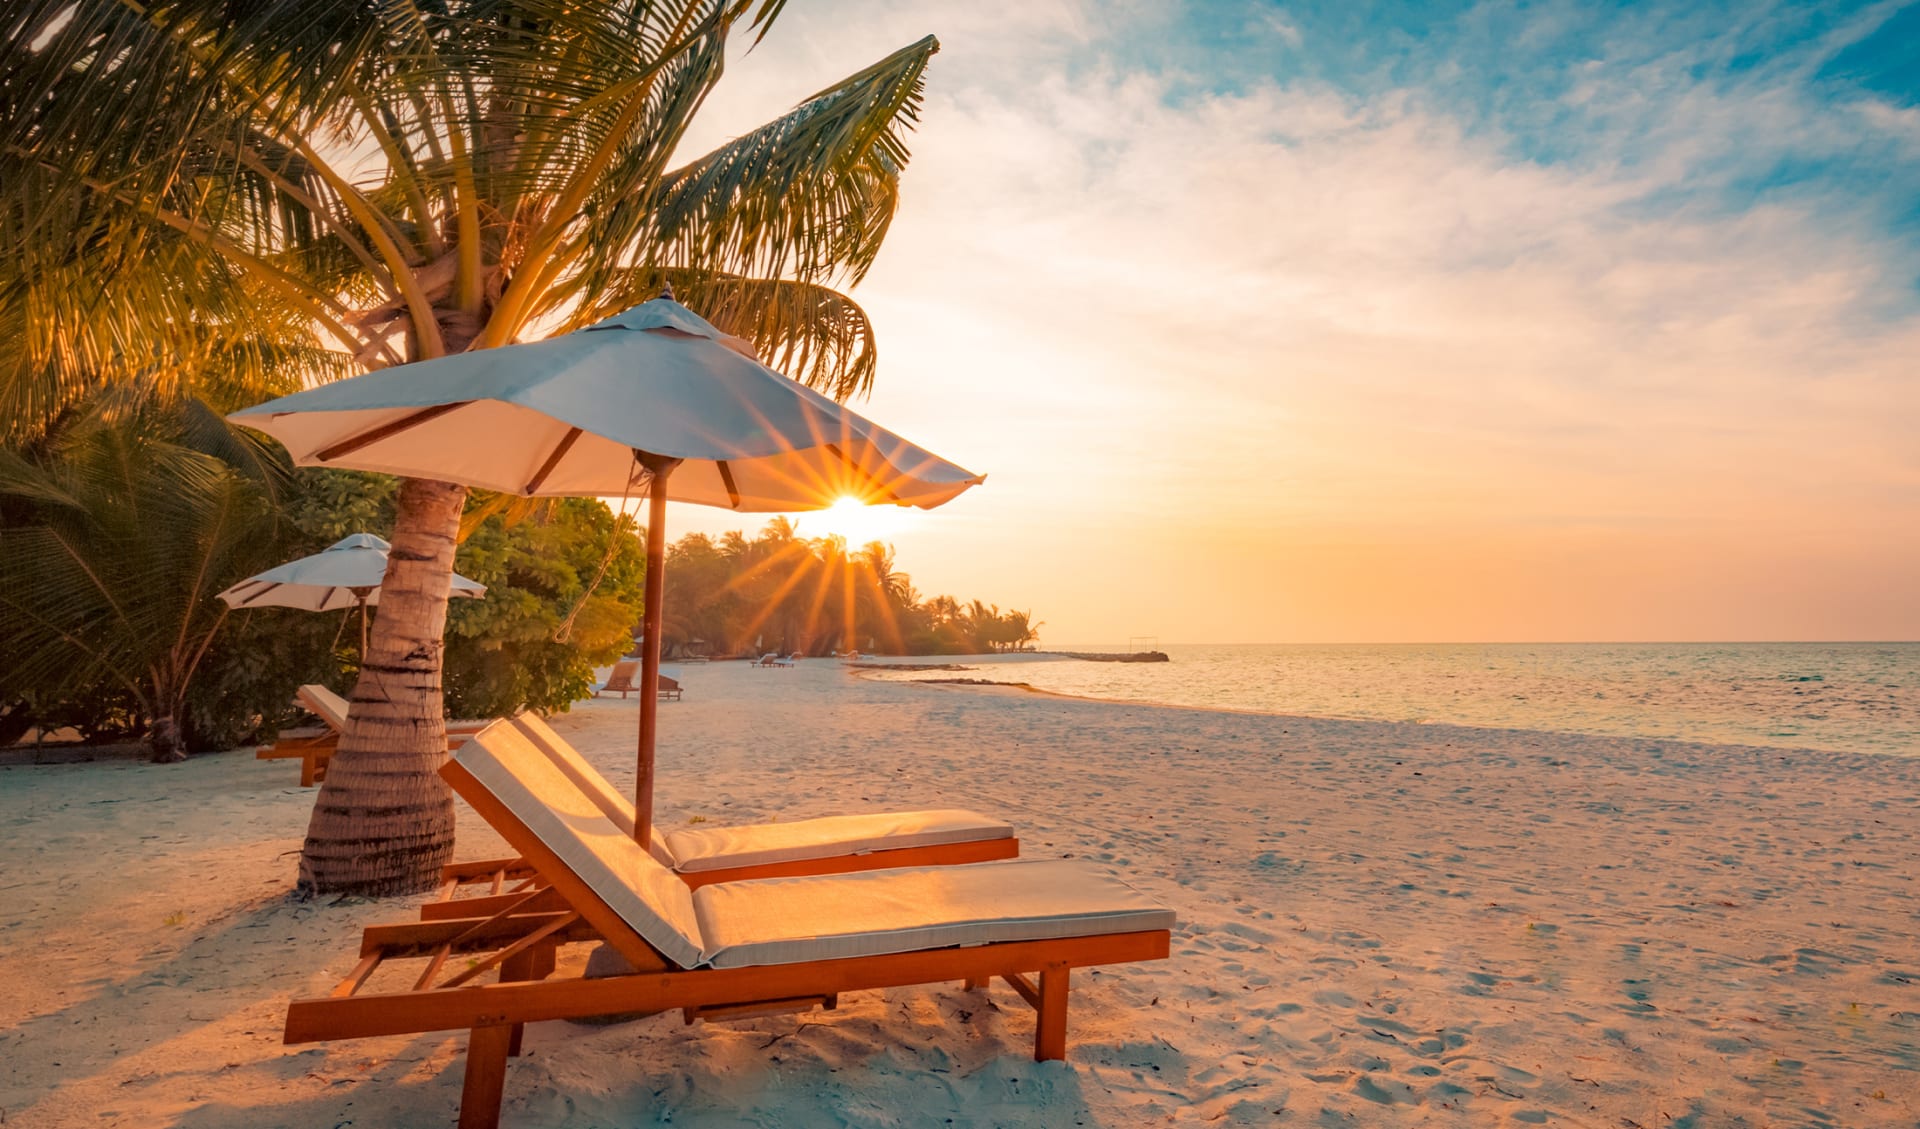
[358,596,369,657]
[634,453,680,848]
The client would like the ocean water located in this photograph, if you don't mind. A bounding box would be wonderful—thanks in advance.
[863,643,1920,756]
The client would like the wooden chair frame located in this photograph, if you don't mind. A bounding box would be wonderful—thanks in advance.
[256,726,480,785]
[283,758,1169,1129]
[426,833,1022,921]
[597,661,682,700]
[255,687,489,784]
[425,715,1019,916]
[287,910,1167,1129]
[255,729,338,786]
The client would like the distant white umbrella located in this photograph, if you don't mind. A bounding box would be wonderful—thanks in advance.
[219,533,486,651]
[231,294,982,847]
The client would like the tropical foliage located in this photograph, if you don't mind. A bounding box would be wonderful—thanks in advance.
[258,470,648,722]
[445,499,646,718]
[0,424,644,758]
[1,0,941,893]
[664,519,1040,657]
[0,393,291,760]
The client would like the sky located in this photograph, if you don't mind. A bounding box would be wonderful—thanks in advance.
[659,0,1920,644]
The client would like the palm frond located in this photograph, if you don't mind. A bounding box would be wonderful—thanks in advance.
[567,268,879,398]
[572,34,935,307]
[0,395,286,711]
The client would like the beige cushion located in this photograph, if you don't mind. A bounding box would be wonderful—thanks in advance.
[693,858,1175,969]
[511,713,675,865]
[295,684,350,732]
[510,716,1009,874]
[667,809,1014,874]
[452,722,704,969]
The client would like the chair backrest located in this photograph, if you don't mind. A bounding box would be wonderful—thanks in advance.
[657,674,681,692]
[294,684,351,732]
[604,660,641,691]
[443,721,705,969]
[511,713,675,865]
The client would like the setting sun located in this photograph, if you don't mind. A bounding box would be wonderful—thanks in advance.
[799,495,920,547]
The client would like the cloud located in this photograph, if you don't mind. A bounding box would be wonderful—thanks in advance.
[665,0,1920,642]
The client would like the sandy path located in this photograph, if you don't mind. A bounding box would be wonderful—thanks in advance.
[1,658,1916,1127]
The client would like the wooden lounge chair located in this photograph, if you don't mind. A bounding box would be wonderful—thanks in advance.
[596,662,682,699]
[256,684,485,785]
[430,714,1018,917]
[283,722,1173,1129]
[594,660,642,696]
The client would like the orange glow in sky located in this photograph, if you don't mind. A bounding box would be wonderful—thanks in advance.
[793,496,923,549]
[655,1,1920,644]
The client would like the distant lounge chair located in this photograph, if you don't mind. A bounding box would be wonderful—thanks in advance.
[595,660,643,696]
[284,721,1173,1129]
[597,661,684,700]
[752,653,779,668]
[256,685,484,786]
[431,714,1017,916]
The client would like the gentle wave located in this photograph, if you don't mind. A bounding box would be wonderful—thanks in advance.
[863,643,1919,755]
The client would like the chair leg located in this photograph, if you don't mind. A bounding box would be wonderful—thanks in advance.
[1035,965,1069,1061]
[300,753,318,788]
[499,944,555,1058]
[459,1025,514,1129]
[963,976,988,991]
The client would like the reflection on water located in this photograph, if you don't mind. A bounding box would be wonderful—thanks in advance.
[865,643,1918,755]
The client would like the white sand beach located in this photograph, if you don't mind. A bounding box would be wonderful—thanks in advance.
[3,659,1917,1127]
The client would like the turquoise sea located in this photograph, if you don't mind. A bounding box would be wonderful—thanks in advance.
[864,643,1920,756]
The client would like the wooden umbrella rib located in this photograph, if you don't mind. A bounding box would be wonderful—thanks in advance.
[523,427,585,495]
[822,442,904,505]
[716,460,742,509]
[313,402,473,462]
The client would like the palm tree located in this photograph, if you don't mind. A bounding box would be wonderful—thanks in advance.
[853,540,910,651]
[0,394,290,761]
[1002,608,1042,651]
[2,2,938,894]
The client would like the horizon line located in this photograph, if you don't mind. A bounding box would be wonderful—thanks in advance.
[1042,640,1920,647]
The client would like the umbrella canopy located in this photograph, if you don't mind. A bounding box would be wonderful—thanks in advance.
[218,533,487,611]
[231,296,982,848]
[229,300,982,511]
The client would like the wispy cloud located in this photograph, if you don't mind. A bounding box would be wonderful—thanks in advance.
[667,0,1920,642]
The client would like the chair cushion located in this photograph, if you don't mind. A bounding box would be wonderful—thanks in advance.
[295,684,351,732]
[450,723,703,968]
[665,809,1015,874]
[511,714,674,865]
[692,858,1174,968]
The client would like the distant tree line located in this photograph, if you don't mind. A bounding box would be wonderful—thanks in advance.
[662,518,1039,657]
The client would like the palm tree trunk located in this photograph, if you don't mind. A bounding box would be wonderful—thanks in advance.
[148,715,185,763]
[297,476,468,896]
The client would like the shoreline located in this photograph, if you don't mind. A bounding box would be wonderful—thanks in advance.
[853,663,1892,763]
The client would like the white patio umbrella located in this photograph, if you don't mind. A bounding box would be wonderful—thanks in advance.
[218,533,486,651]
[230,295,983,846]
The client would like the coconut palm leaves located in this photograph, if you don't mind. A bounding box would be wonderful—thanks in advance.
[0,396,291,759]
[1,0,934,433]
